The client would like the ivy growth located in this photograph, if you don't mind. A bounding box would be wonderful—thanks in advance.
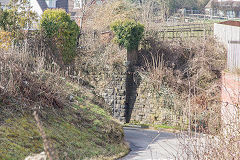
[110,19,144,51]
[40,9,80,64]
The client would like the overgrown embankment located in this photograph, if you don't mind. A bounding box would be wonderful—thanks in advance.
[0,51,128,160]
[78,0,227,133]
[76,28,226,133]
[129,36,226,130]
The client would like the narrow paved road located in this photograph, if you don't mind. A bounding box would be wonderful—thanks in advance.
[119,127,180,160]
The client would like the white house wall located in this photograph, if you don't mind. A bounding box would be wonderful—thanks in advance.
[30,0,44,16]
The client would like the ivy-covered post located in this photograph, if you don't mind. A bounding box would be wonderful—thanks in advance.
[110,19,144,122]
[110,19,144,65]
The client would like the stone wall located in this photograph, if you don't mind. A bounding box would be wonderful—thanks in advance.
[102,72,127,122]
[87,65,187,126]
[128,72,186,126]
[83,64,128,122]
[79,51,187,125]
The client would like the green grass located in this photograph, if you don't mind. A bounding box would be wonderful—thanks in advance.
[153,124,178,130]
[0,102,128,160]
[0,116,43,160]
[0,81,128,160]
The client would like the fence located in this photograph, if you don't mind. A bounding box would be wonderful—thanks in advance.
[168,12,240,24]
[214,22,240,70]
[214,22,240,46]
[148,23,213,39]
[228,41,240,71]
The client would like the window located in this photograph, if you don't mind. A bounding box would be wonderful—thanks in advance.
[96,0,103,5]
[46,0,56,8]
[227,10,235,18]
[74,0,85,9]
[74,0,81,8]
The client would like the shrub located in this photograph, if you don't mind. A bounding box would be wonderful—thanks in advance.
[40,9,80,64]
[0,0,37,42]
[0,30,12,50]
[110,19,144,51]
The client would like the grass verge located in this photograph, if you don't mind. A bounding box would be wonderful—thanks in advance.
[0,74,129,160]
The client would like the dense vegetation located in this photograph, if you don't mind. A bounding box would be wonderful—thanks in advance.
[0,0,234,159]
[41,9,80,64]
[0,0,37,40]
[0,2,128,160]
[0,52,128,159]
[110,19,144,51]
[80,0,226,134]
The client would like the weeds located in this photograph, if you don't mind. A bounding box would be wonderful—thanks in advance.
[0,42,128,159]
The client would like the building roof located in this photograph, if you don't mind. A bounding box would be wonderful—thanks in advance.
[220,21,240,27]
[0,0,48,11]
[37,0,70,13]
[205,0,213,8]
[0,0,10,6]
[35,0,69,13]
[36,0,48,11]
[56,0,68,12]
[206,0,240,8]
[212,0,240,8]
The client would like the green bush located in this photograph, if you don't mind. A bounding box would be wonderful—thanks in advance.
[40,9,80,64]
[0,0,37,42]
[110,19,144,51]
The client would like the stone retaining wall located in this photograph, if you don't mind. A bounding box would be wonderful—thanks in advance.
[128,72,186,126]
[84,60,186,125]
[102,72,127,122]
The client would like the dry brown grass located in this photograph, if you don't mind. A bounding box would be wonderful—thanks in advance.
[0,49,65,110]
[142,53,165,90]
[83,0,140,31]
[0,43,129,160]
[138,35,226,132]
[138,35,239,159]
[176,103,240,159]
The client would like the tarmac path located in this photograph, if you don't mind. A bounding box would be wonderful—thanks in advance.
[120,127,180,160]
